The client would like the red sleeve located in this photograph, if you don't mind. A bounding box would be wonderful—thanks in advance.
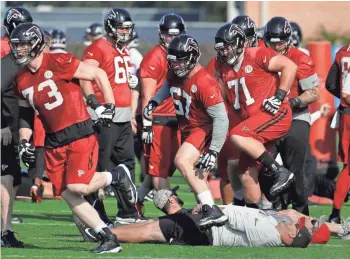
[82,43,104,64]
[51,53,80,81]
[140,52,162,80]
[254,47,279,71]
[196,74,223,109]
[296,54,316,80]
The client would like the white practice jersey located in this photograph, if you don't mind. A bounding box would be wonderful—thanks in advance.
[211,205,282,247]
[128,47,143,75]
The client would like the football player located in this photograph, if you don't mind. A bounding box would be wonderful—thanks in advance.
[263,17,320,215]
[83,23,103,46]
[49,29,67,53]
[143,34,229,229]
[10,23,137,253]
[137,14,185,212]
[326,44,350,223]
[231,15,259,47]
[80,8,141,224]
[1,6,33,248]
[214,24,297,207]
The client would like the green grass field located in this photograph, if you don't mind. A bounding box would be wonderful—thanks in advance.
[2,169,350,259]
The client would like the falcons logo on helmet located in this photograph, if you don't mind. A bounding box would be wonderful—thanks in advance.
[25,26,42,47]
[246,17,256,30]
[106,9,117,20]
[229,24,244,37]
[6,9,22,23]
[184,38,198,52]
[284,21,291,34]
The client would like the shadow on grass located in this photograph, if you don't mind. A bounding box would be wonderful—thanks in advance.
[13,213,73,223]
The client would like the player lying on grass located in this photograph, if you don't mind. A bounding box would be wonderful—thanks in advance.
[85,188,350,247]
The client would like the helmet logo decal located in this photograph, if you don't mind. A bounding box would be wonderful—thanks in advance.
[229,25,244,37]
[107,9,117,20]
[7,9,22,23]
[284,21,291,34]
[184,38,198,52]
[25,26,42,48]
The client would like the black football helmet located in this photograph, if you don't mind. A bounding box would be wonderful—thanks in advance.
[290,21,303,48]
[50,29,66,50]
[231,15,257,47]
[214,23,246,66]
[9,23,45,65]
[3,7,33,36]
[167,34,200,78]
[159,13,186,48]
[83,23,103,46]
[264,17,292,55]
[104,8,133,46]
[257,27,265,40]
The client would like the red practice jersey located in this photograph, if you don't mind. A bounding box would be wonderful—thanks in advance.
[140,45,175,116]
[14,53,90,133]
[285,46,318,100]
[257,39,265,48]
[1,36,11,58]
[82,38,132,107]
[335,45,350,107]
[167,68,223,133]
[219,47,284,119]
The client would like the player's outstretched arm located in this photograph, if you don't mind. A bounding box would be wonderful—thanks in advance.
[268,54,297,93]
[75,61,115,105]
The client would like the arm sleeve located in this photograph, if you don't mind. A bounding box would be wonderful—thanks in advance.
[297,55,319,90]
[1,54,22,94]
[151,80,171,105]
[19,106,34,130]
[206,102,229,153]
[325,61,341,98]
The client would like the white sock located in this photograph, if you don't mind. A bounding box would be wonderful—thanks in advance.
[138,183,152,202]
[234,189,244,200]
[102,171,112,186]
[197,190,214,207]
[93,223,108,234]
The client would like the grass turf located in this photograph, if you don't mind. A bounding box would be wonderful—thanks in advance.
[2,170,350,259]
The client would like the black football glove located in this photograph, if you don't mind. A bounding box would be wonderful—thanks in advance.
[263,89,287,114]
[195,150,218,172]
[19,139,35,167]
[94,103,115,127]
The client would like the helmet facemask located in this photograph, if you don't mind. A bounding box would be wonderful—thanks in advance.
[108,20,134,46]
[159,28,181,48]
[167,54,197,78]
[10,39,44,65]
[265,37,292,55]
[246,34,258,47]
[215,42,243,66]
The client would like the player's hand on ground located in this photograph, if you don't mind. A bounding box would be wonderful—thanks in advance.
[1,127,12,146]
[263,95,282,114]
[143,100,158,121]
[195,150,218,172]
[128,74,139,89]
[19,139,35,167]
[94,103,115,127]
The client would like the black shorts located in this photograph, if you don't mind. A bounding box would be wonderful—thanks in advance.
[158,211,212,246]
[1,141,21,186]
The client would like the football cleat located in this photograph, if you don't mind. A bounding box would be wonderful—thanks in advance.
[144,189,156,202]
[90,227,122,254]
[328,215,341,224]
[198,205,228,230]
[1,230,24,248]
[115,212,148,225]
[269,167,295,196]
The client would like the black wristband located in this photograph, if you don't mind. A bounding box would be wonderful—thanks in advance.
[86,94,101,110]
[275,89,288,102]
[289,97,302,109]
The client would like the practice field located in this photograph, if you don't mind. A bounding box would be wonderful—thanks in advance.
[2,170,350,259]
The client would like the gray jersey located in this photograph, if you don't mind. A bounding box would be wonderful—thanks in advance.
[211,205,282,247]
